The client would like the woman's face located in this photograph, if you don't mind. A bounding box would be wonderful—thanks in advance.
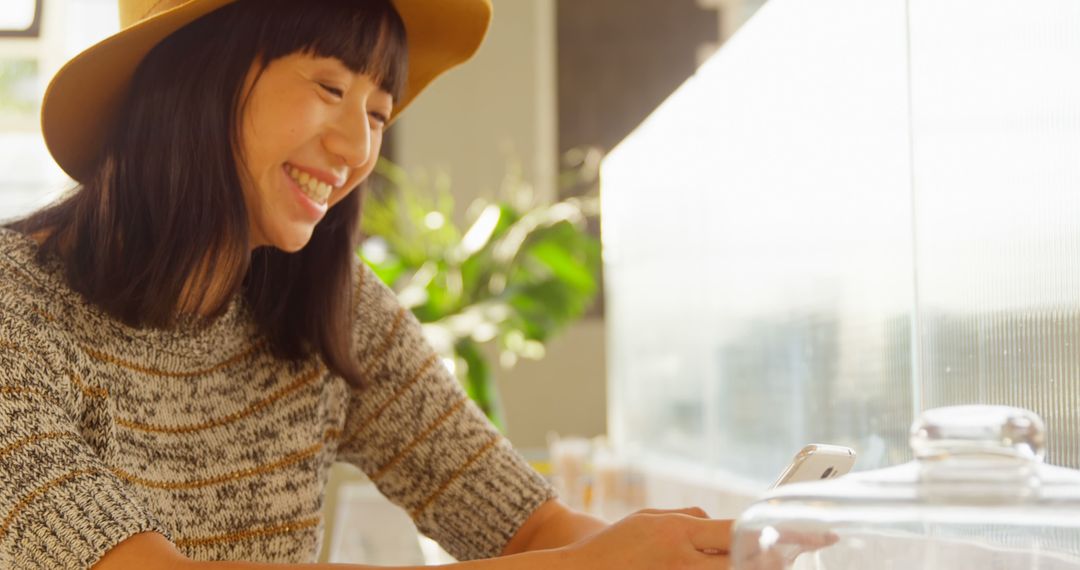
[237,52,393,252]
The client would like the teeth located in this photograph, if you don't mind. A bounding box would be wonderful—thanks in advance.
[287,165,332,205]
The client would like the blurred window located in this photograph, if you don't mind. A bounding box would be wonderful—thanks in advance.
[0,0,42,38]
[1,0,118,218]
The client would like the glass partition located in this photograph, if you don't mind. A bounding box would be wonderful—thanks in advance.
[603,0,1080,482]
[908,0,1080,468]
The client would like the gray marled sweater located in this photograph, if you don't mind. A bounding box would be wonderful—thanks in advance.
[0,227,554,568]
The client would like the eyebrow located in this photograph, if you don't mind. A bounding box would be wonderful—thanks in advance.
[306,56,349,74]
[293,57,396,110]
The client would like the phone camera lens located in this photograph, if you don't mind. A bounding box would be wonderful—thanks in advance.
[821,467,834,479]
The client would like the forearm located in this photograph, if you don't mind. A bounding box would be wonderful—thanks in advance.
[183,550,561,570]
[175,501,605,570]
[514,506,609,552]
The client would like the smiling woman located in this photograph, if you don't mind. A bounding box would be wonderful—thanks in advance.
[10,0,408,383]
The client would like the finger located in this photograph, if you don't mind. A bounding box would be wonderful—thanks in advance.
[782,541,837,566]
[681,506,710,519]
[738,526,838,551]
[734,529,838,567]
[775,529,839,549]
[635,506,711,518]
[685,518,734,553]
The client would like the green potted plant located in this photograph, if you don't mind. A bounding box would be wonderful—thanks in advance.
[359,153,602,431]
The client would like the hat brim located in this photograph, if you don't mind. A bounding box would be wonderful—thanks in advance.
[41,0,492,183]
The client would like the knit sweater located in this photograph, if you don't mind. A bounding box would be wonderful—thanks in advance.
[0,227,554,568]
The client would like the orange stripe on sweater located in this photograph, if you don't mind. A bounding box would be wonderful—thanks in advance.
[371,396,470,481]
[410,436,500,519]
[342,353,439,448]
[81,340,267,378]
[112,442,323,490]
[0,469,101,541]
[174,515,321,548]
[115,366,323,434]
[358,306,408,380]
[0,431,80,462]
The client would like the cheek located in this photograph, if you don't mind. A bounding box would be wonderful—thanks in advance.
[247,97,322,167]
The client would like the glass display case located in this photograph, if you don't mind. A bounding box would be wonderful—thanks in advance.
[733,406,1080,569]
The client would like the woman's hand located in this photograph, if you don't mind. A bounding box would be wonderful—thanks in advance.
[554,507,733,569]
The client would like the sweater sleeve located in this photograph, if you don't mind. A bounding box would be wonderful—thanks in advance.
[336,261,557,561]
[0,312,172,569]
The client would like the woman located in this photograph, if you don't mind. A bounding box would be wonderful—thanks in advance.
[0,0,733,568]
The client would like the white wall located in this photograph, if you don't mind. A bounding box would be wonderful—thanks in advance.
[394,0,558,223]
[391,0,607,451]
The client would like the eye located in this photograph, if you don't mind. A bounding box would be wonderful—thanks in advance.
[318,83,344,98]
[369,111,390,126]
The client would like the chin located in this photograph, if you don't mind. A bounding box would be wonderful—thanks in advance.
[277,239,312,253]
[271,229,316,253]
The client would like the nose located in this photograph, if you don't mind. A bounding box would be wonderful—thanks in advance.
[323,104,373,169]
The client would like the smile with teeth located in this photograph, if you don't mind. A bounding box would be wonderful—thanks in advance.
[286,164,334,205]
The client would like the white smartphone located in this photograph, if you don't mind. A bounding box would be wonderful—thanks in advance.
[770,444,856,489]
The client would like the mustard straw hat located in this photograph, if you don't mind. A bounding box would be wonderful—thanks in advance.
[41,0,492,183]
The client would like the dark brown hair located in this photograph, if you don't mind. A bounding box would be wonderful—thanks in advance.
[6,0,408,388]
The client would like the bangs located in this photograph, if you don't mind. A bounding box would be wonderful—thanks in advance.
[251,0,409,101]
